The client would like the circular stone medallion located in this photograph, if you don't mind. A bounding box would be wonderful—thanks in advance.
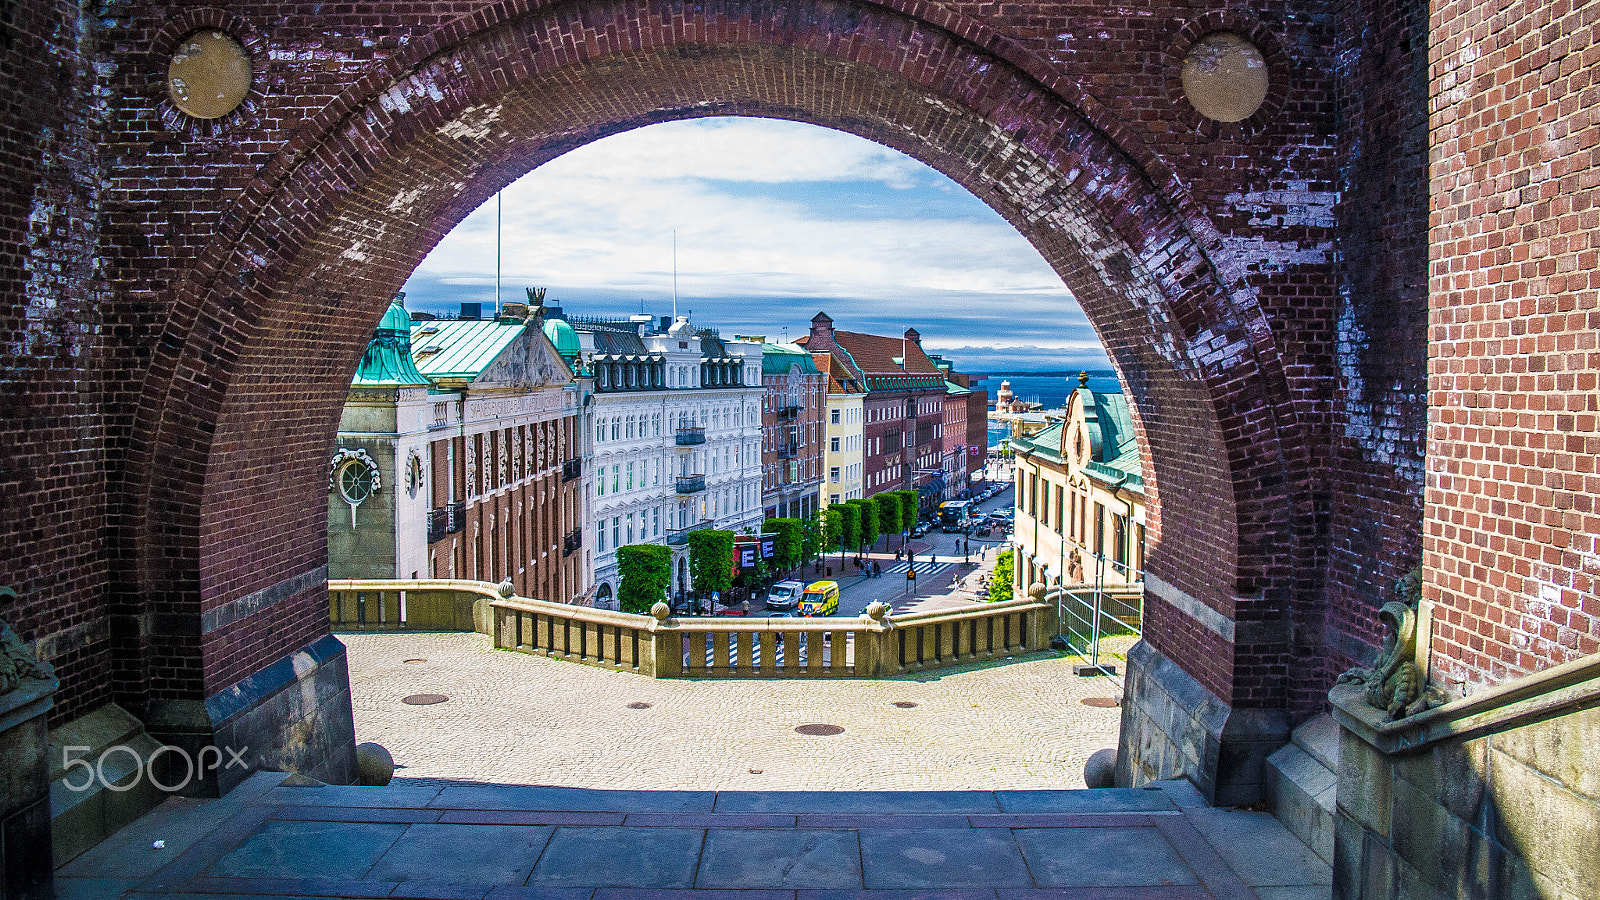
[167,31,253,120]
[401,693,449,705]
[795,723,845,736]
[1181,32,1269,123]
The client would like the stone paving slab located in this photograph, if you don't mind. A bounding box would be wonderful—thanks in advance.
[715,791,999,814]
[430,785,716,813]
[993,790,1175,814]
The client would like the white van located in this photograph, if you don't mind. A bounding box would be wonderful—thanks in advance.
[765,580,805,611]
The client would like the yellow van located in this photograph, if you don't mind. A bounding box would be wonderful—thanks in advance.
[797,580,840,617]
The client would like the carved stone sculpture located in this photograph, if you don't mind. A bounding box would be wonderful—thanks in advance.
[0,588,54,695]
[1335,568,1445,720]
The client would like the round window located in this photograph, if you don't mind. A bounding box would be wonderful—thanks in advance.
[339,460,375,505]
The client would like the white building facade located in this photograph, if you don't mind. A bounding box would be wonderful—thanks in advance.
[571,312,764,607]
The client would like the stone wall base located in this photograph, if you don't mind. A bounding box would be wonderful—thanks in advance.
[0,676,57,899]
[1116,640,1289,806]
[1333,702,1600,900]
[146,634,357,797]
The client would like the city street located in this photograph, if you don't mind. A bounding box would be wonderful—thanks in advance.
[763,482,1015,619]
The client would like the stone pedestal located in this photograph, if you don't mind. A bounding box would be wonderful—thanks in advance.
[1115,640,1289,806]
[1329,680,1600,900]
[0,675,59,900]
[146,634,357,797]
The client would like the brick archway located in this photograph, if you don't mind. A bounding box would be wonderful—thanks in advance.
[123,0,1310,793]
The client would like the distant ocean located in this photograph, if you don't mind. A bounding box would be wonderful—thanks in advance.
[979,370,1121,449]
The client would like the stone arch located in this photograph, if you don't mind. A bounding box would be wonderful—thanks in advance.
[123,0,1310,791]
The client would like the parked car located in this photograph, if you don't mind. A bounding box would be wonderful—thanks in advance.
[765,580,804,611]
[909,521,930,538]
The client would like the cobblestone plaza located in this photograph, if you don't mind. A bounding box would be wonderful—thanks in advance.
[345,632,1124,791]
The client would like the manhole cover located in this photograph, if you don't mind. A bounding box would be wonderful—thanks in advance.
[403,658,426,664]
[795,723,845,736]
[1081,697,1120,708]
[402,693,449,705]
[627,701,653,709]
[890,701,919,709]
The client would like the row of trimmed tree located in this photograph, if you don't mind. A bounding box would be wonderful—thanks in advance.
[819,490,920,562]
[613,514,834,615]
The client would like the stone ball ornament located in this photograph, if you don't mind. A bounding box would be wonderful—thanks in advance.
[1181,32,1270,123]
[166,31,253,120]
[355,742,395,786]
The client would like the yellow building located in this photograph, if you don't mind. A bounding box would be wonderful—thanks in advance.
[1010,374,1144,591]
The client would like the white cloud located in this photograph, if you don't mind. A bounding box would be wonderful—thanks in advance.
[405,116,1106,368]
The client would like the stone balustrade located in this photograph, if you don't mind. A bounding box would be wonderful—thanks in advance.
[328,580,1055,679]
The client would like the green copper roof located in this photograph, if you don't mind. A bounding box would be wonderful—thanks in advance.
[543,317,581,361]
[945,379,971,395]
[761,342,819,375]
[409,318,527,380]
[1013,388,1143,489]
[354,298,430,386]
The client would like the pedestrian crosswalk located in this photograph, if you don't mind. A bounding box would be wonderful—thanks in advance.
[881,560,953,578]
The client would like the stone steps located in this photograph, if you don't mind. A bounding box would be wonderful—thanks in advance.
[54,771,1332,899]
[1264,713,1340,864]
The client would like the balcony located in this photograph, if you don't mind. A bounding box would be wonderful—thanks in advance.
[562,457,582,482]
[675,474,706,494]
[676,426,706,445]
[563,528,582,556]
[427,501,465,543]
[666,520,714,545]
[776,442,800,459]
[776,404,803,420]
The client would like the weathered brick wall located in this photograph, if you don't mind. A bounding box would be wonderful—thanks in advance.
[0,0,1458,734]
[1319,0,1432,700]
[1427,0,1600,693]
[0,0,112,723]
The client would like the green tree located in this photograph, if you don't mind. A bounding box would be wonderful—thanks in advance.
[764,517,805,571]
[873,493,901,541]
[687,529,734,599]
[801,512,823,565]
[823,506,845,561]
[989,549,1015,603]
[897,490,919,531]
[852,498,879,549]
[616,544,672,614]
[836,502,860,554]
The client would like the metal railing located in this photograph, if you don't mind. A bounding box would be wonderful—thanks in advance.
[563,529,582,556]
[776,405,803,420]
[675,474,706,493]
[676,426,706,445]
[330,579,1054,679]
[426,501,465,543]
[562,458,582,481]
[1046,552,1143,688]
[665,521,714,545]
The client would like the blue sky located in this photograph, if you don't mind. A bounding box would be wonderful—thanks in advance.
[402,117,1112,373]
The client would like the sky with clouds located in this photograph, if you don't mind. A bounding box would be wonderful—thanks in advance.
[402,116,1112,374]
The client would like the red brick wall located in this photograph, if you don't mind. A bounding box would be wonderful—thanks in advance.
[0,0,1470,729]
[1427,0,1600,694]
[0,0,113,722]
